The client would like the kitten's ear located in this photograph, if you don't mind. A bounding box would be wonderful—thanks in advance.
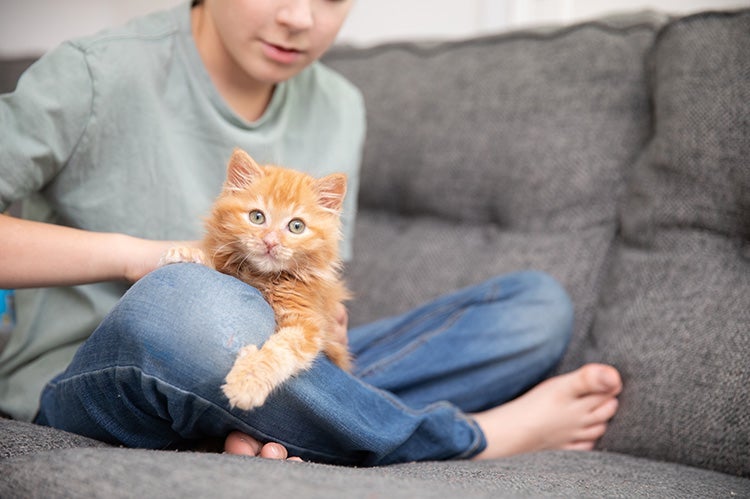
[225,148,263,190]
[315,173,347,212]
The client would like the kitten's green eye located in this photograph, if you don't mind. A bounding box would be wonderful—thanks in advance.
[249,210,265,225]
[288,219,306,234]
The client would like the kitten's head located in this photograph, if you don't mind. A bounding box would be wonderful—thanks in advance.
[207,149,346,278]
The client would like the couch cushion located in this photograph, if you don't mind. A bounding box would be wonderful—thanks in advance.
[324,16,662,365]
[0,417,109,459]
[586,10,750,477]
[1,446,748,498]
[0,57,35,94]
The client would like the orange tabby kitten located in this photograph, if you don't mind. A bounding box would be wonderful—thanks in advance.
[162,148,352,410]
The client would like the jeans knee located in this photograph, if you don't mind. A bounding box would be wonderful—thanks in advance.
[515,270,574,356]
[100,264,277,376]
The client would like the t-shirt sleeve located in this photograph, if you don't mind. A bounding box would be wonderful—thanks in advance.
[0,42,93,212]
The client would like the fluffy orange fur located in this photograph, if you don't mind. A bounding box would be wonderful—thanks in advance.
[162,148,351,410]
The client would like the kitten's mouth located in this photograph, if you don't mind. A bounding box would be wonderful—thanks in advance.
[263,245,280,258]
[258,247,285,268]
[264,250,278,260]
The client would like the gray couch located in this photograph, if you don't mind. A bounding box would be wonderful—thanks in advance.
[1,8,749,497]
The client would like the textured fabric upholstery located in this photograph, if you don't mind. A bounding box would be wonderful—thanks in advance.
[324,18,661,371]
[584,10,750,477]
[1,439,748,498]
[0,418,108,459]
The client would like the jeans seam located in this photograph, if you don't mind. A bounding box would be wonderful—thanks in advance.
[357,307,464,378]
[357,287,503,379]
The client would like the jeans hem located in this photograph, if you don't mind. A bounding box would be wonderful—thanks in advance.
[453,413,487,460]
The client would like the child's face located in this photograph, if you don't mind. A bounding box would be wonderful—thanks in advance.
[197,0,353,85]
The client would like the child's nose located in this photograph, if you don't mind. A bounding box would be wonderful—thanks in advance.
[277,0,314,31]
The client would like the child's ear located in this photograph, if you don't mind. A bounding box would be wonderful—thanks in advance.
[315,173,347,212]
[225,148,263,190]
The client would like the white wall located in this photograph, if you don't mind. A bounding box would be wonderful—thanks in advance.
[339,0,750,45]
[1,0,748,56]
[0,0,183,57]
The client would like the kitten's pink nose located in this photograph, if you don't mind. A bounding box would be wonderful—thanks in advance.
[263,233,280,252]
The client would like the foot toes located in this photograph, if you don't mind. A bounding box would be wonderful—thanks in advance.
[573,364,623,397]
[576,423,608,442]
[224,431,262,455]
[591,397,619,422]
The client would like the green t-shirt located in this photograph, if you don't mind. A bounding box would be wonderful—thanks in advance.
[0,1,365,421]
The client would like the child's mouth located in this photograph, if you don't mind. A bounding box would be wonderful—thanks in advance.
[262,41,303,65]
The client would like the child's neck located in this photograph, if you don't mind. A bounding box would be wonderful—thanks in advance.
[191,5,274,122]
[213,78,275,123]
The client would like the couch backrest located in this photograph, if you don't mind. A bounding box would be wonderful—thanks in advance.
[0,58,34,95]
[589,10,750,478]
[324,15,662,354]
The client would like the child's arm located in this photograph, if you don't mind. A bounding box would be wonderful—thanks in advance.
[0,213,183,288]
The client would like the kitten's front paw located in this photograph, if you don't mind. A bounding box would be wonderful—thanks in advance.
[222,345,275,410]
[159,246,206,267]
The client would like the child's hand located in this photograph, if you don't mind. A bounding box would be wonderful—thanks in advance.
[334,302,348,347]
[121,237,200,283]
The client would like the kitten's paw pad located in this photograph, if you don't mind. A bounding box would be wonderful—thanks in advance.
[159,247,206,266]
[222,346,274,410]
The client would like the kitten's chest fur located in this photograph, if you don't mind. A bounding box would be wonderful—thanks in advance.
[215,256,354,410]
[227,260,348,331]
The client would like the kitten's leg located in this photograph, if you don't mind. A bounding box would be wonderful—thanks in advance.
[159,247,206,266]
[223,325,322,410]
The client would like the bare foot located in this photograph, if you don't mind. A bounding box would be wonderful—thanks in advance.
[224,431,302,461]
[472,363,622,459]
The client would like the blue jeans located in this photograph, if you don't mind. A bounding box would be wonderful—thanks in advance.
[36,264,572,466]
